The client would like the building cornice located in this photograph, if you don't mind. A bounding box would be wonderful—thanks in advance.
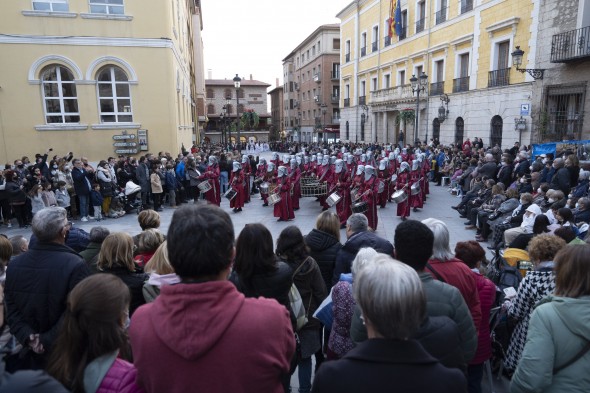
[22,10,77,18]
[485,17,520,38]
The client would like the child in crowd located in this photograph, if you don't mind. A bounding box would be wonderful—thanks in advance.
[90,183,104,221]
[42,182,58,207]
[55,181,72,218]
[165,164,179,208]
[150,166,163,212]
[29,184,46,216]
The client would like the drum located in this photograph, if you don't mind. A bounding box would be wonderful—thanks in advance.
[326,191,342,207]
[350,187,359,201]
[350,201,368,213]
[378,180,385,194]
[410,182,421,195]
[268,193,282,206]
[224,188,237,201]
[391,190,408,203]
[301,182,327,197]
[253,176,264,185]
[259,182,270,194]
[198,181,212,193]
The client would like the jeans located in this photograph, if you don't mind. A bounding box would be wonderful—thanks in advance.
[297,356,312,393]
[78,194,89,218]
[220,171,229,193]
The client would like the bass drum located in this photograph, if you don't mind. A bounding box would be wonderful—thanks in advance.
[391,190,408,203]
[259,182,270,194]
[351,201,368,213]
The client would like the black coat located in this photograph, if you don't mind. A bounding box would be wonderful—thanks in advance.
[5,242,90,351]
[288,257,327,331]
[312,338,467,393]
[496,164,513,186]
[71,167,93,196]
[100,266,148,316]
[305,229,342,290]
[550,167,571,195]
[332,231,393,285]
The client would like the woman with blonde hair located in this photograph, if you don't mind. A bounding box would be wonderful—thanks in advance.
[142,241,179,303]
[503,234,566,373]
[511,244,590,392]
[97,232,148,315]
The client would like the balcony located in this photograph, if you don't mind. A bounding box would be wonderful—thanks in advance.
[416,18,425,34]
[384,35,391,47]
[345,53,350,62]
[343,98,350,107]
[453,76,470,93]
[551,26,590,63]
[370,84,420,104]
[399,27,407,41]
[359,95,366,105]
[461,0,473,14]
[332,116,341,123]
[430,81,444,96]
[435,7,447,24]
[372,41,378,52]
[313,72,321,83]
[331,95,339,104]
[361,46,366,57]
[331,71,339,80]
[488,68,511,88]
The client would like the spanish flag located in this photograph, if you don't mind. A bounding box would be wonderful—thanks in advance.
[388,0,395,38]
[388,0,403,37]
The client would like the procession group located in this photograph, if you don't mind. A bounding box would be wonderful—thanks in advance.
[198,147,431,228]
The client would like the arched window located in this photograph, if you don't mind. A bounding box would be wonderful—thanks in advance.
[346,121,350,140]
[490,115,503,148]
[41,65,80,124]
[97,65,132,123]
[207,104,215,115]
[206,88,214,99]
[432,118,440,143]
[224,89,232,99]
[455,117,464,145]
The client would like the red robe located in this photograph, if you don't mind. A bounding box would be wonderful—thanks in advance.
[273,176,294,220]
[317,165,333,209]
[229,171,245,209]
[396,172,411,218]
[199,164,220,206]
[377,168,389,208]
[359,176,379,230]
[290,167,302,210]
[260,172,274,205]
[334,170,352,226]
[410,169,423,209]
[242,162,251,202]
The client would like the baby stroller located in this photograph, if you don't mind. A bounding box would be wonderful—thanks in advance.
[119,180,142,214]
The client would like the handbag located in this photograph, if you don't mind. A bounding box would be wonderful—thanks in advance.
[289,257,313,331]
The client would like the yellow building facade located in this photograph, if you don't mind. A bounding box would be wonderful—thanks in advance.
[337,0,540,148]
[0,0,204,163]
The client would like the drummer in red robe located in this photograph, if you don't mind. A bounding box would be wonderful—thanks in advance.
[289,158,302,211]
[358,165,379,230]
[270,152,280,168]
[333,159,352,228]
[260,162,276,206]
[351,164,365,208]
[377,158,390,209]
[346,154,356,178]
[241,155,251,203]
[410,159,423,212]
[317,156,333,211]
[229,161,245,213]
[395,162,412,220]
[274,165,294,222]
[198,156,221,206]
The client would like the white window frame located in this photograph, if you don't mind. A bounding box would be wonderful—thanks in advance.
[96,65,134,124]
[41,65,80,124]
[454,49,471,78]
[383,73,391,89]
[415,0,426,30]
[32,0,69,12]
[397,69,406,86]
[431,57,445,82]
[89,0,124,15]
[372,24,379,51]
[359,80,366,99]
[413,63,424,79]
[490,34,513,71]
[371,77,378,92]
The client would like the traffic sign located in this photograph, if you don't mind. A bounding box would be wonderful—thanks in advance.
[113,142,137,147]
[113,134,136,140]
[114,149,138,154]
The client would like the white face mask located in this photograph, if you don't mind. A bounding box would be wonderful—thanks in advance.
[520,178,525,183]
[575,203,580,209]
[542,158,548,164]
[537,188,541,193]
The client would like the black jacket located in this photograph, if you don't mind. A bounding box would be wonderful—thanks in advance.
[551,167,571,195]
[332,231,393,285]
[305,229,342,290]
[100,266,148,316]
[5,242,90,351]
[288,257,327,331]
[312,339,467,393]
[496,164,513,186]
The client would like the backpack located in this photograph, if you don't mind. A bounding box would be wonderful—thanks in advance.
[289,258,313,331]
[486,252,523,306]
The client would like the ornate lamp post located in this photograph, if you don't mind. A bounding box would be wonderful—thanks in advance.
[225,96,231,147]
[233,74,241,151]
[511,46,545,80]
[410,72,428,146]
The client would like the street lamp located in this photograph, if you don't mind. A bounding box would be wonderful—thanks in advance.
[225,96,231,147]
[410,72,428,146]
[321,104,327,144]
[220,110,226,147]
[511,46,545,80]
[438,94,450,123]
[233,74,241,151]
[298,111,302,143]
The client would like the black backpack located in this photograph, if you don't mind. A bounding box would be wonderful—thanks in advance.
[486,253,523,306]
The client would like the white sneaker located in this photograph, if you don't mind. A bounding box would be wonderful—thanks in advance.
[6,222,12,228]
[81,217,88,222]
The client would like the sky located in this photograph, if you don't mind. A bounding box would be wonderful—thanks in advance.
[201,0,352,88]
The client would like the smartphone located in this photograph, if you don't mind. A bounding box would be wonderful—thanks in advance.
[503,287,517,299]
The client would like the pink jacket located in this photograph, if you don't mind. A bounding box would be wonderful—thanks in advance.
[471,273,496,365]
[97,359,144,393]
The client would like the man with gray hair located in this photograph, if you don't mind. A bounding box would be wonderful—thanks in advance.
[476,153,497,181]
[8,235,28,259]
[549,158,571,195]
[5,207,90,369]
[332,213,393,285]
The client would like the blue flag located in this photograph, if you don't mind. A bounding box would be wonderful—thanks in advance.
[394,0,402,36]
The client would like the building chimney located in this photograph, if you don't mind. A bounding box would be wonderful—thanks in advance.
[276,78,279,87]
[250,74,253,80]
[207,69,212,79]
